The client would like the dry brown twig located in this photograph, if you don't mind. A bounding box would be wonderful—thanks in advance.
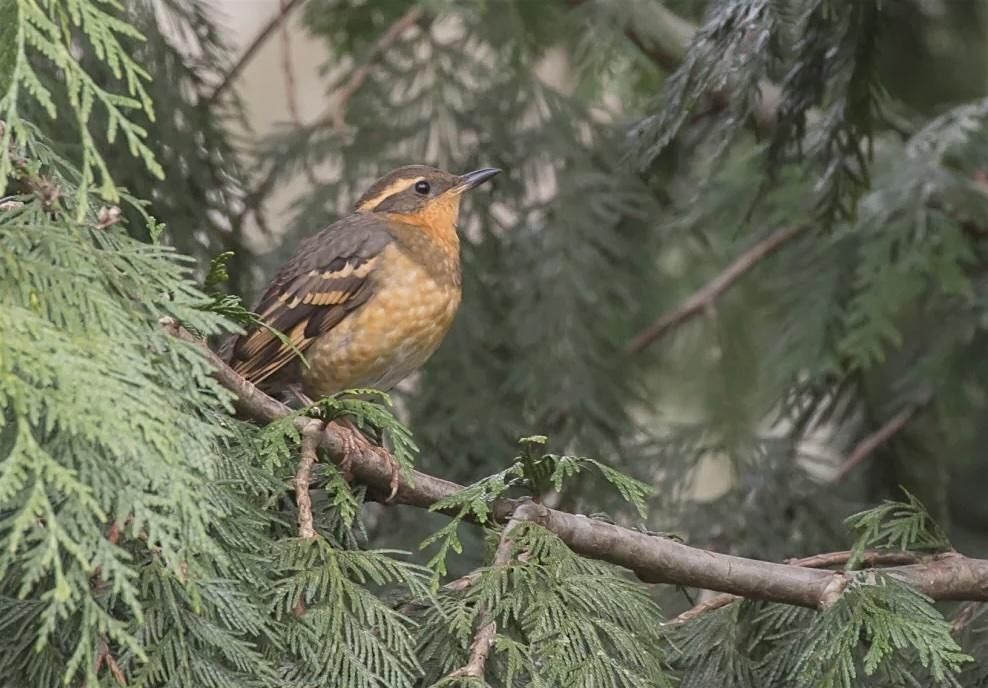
[278,0,304,128]
[319,5,425,130]
[951,601,984,635]
[627,225,808,354]
[832,406,918,482]
[275,0,322,189]
[296,419,324,540]
[207,0,306,106]
[291,420,323,617]
[446,508,528,680]
[95,638,127,686]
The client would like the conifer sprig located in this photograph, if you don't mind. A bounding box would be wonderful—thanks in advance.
[0,0,163,212]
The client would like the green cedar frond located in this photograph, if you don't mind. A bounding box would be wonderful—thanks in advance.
[631,0,781,167]
[845,490,951,567]
[417,524,672,688]
[0,125,243,685]
[836,99,988,369]
[792,576,971,688]
[0,0,162,210]
[672,601,759,688]
[272,538,428,688]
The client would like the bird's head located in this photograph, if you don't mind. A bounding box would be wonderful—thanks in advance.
[354,165,500,239]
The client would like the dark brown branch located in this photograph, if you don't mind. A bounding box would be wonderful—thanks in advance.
[833,406,918,482]
[318,5,425,130]
[162,320,988,610]
[206,0,306,106]
[627,225,807,354]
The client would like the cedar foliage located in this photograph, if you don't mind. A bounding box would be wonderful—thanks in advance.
[2,0,988,686]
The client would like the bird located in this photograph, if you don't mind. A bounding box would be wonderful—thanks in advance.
[228,164,500,404]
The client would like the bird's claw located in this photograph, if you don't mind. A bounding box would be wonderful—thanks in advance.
[335,419,362,481]
[331,418,401,502]
[380,447,401,503]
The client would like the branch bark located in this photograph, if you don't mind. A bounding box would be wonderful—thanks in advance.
[626,225,808,354]
[162,320,988,610]
[296,420,323,540]
[669,549,922,624]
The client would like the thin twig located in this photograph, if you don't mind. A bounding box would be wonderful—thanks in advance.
[626,225,808,354]
[446,508,527,680]
[278,0,303,127]
[318,5,425,130]
[669,593,738,624]
[786,550,918,569]
[276,0,321,189]
[833,406,918,482]
[207,0,306,106]
[951,601,984,634]
[296,420,323,540]
[448,622,497,680]
[293,420,322,617]
[95,638,127,686]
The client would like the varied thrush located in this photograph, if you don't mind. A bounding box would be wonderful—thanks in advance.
[229,165,500,403]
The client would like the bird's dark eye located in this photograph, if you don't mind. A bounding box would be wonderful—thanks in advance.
[414,180,431,195]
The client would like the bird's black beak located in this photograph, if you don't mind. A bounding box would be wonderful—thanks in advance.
[454,168,501,193]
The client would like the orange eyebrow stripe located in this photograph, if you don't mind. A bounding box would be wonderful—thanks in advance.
[355,177,423,211]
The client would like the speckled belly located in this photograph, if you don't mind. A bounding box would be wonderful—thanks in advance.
[301,249,460,398]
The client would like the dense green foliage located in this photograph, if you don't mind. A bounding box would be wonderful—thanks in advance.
[2,0,988,686]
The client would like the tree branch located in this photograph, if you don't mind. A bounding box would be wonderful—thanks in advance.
[626,225,808,354]
[162,320,988,610]
[833,406,918,482]
[669,549,922,624]
[207,0,306,106]
[318,5,425,130]
[296,420,323,540]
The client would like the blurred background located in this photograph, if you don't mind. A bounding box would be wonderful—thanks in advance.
[78,0,988,596]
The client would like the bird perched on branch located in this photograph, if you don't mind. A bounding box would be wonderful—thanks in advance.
[229,164,500,403]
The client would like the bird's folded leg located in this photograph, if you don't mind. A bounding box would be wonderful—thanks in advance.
[284,383,316,409]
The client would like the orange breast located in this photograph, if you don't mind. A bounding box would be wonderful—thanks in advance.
[301,243,461,398]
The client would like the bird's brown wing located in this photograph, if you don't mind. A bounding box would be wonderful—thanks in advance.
[230,214,394,386]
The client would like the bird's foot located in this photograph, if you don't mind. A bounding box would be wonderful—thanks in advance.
[331,417,401,502]
[378,447,401,503]
[333,418,363,481]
